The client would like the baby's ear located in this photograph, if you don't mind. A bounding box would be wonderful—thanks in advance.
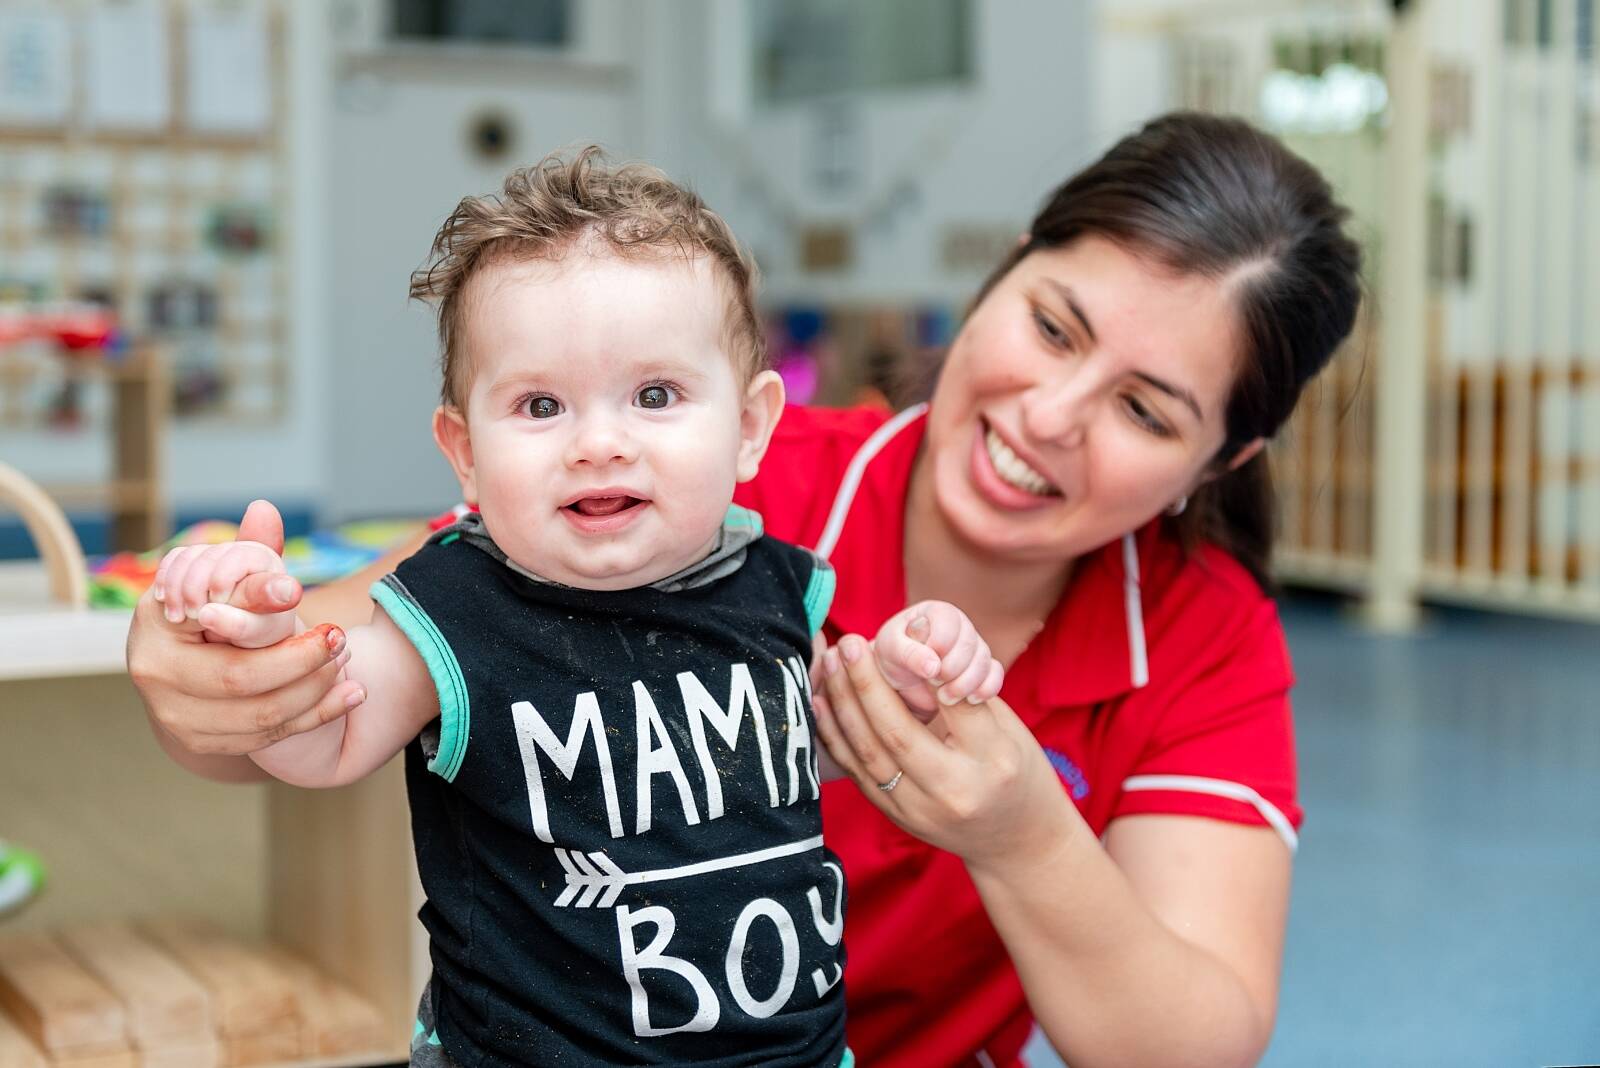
[736,370,786,483]
[432,406,479,505]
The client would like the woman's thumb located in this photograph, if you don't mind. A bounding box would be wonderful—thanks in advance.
[237,499,285,554]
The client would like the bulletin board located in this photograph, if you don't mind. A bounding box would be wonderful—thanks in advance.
[0,0,288,429]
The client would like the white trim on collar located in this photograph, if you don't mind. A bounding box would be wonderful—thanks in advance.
[1122,532,1150,690]
[818,403,1152,696]
[815,402,928,561]
[1120,774,1300,852]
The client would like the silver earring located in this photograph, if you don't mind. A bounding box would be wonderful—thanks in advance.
[1166,495,1188,517]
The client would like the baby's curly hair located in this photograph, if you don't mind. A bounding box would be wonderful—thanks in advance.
[410,146,766,408]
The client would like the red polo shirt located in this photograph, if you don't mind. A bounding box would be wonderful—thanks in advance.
[733,404,1302,1068]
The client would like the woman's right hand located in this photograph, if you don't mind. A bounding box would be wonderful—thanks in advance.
[126,501,365,758]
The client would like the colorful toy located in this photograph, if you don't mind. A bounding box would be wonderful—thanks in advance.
[0,840,44,916]
[88,517,420,608]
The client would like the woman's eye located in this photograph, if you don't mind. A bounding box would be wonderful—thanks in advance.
[525,396,562,419]
[1123,395,1171,438]
[1032,309,1071,349]
[636,385,675,410]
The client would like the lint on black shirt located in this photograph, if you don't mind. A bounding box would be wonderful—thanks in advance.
[371,508,848,1068]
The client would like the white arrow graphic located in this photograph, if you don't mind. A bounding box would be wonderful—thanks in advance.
[552,835,824,909]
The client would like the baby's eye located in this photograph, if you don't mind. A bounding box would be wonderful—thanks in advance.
[636,385,676,410]
[525,395,562,419]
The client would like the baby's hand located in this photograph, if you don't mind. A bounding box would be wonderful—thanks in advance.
[152,540,299,649]
[873,600,1004,718]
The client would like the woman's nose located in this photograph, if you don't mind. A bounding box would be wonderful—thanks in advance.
[1020,378,1089,450]
[565,411,639,468]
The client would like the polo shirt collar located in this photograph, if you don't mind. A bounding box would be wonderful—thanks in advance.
[822,405,1154,709]
[1033,524,1159,708]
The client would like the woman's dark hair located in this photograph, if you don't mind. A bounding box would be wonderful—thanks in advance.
[968,111,1364,589]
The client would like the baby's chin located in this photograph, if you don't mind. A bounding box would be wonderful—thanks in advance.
[502,537,717,592]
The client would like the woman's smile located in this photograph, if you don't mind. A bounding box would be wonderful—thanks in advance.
[969,419,1062,512]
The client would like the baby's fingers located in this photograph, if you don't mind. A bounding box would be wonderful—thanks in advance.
[936,637,994,705]
[205,542,285,605]
[228,571,303,613]
[158,546,202,624]
[875,623,941,687]
[195,602,297,650]
[975,660,1005,703]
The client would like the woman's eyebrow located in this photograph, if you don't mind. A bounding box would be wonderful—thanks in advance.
[1043,279,1097,344]
[1132,372,1203,421]
[1042,278,1203,422]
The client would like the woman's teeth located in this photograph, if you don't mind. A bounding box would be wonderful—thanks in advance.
[984,427,1059,497]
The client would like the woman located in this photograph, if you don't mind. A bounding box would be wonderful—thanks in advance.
[128,113,1362,1067]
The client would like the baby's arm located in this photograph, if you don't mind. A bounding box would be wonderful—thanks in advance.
[247,608,437,787]
[156,541,438,788]
[873,600,1005,718]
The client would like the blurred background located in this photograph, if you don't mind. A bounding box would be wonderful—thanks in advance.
[0,1,1596,1065]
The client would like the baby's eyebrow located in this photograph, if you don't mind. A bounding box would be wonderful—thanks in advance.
[628,357,710,380]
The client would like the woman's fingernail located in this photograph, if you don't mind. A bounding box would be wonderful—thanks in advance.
[841,636,864,664]
[938,685,960,705]
[152,586,165,602]
[824,648,841,677]
[344,687,366,709]
[967,694,985,705]
[269,577,296,604]
[166,604,184,623]
[334,649,352,669]
[326,627,346,655]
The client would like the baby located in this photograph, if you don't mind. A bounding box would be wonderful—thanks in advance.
[153,150,1001,1068]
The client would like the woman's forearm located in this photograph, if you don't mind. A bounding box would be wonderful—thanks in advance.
[966,798,1270,1068]
[145,715,273,782]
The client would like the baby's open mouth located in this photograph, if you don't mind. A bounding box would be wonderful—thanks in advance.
[567,496,645,517]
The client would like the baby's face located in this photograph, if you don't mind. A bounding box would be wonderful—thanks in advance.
[437,251,775,590]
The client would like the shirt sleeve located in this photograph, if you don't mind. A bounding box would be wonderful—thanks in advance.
[802,555,835,637]
[1112,602,1303,850]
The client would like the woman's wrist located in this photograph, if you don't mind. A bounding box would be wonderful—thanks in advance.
[961,779,1084,885]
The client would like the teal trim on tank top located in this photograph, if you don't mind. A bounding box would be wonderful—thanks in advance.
[803,562,835,637]
[371,579,470,781]
[723,503,764,535]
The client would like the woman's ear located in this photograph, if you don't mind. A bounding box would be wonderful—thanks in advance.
[1225,437,1267,472]
[432,405,479,506]
[735,370,787,483]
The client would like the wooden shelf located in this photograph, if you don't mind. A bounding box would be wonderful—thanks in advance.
[0,920,404,1067]
[0,667,426,1061]
[0,345,169,553]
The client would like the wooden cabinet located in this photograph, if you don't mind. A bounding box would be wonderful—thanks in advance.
[0,568,423,1066]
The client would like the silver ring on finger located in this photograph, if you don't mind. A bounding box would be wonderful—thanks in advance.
[877,770,904,793]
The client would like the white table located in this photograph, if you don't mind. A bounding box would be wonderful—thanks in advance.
[0,561,132,682]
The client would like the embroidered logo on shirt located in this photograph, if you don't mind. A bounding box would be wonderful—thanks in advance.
[1043,747,1090,800]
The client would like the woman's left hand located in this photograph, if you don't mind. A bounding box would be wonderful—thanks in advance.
[815,633,1076,870]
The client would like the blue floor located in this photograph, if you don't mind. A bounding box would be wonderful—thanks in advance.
[1025,593,1600,1068]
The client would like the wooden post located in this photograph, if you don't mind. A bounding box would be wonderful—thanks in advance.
[1366,0,1432,630]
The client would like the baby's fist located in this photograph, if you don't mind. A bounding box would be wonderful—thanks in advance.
[153,540,298,648]
[873,600,1004,718]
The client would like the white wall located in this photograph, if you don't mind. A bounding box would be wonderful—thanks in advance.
[312,0,1098,521]
[319,0,634,521]
[0,1,330,522]
[626,0,1098,307]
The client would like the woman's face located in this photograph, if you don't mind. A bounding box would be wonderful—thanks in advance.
[924,235,1248,563]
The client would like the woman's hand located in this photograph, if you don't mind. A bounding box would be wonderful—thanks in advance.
[814,633,1076,870]
[127,501,365,758]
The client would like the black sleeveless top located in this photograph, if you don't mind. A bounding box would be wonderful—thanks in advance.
[372,510,847,1067]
